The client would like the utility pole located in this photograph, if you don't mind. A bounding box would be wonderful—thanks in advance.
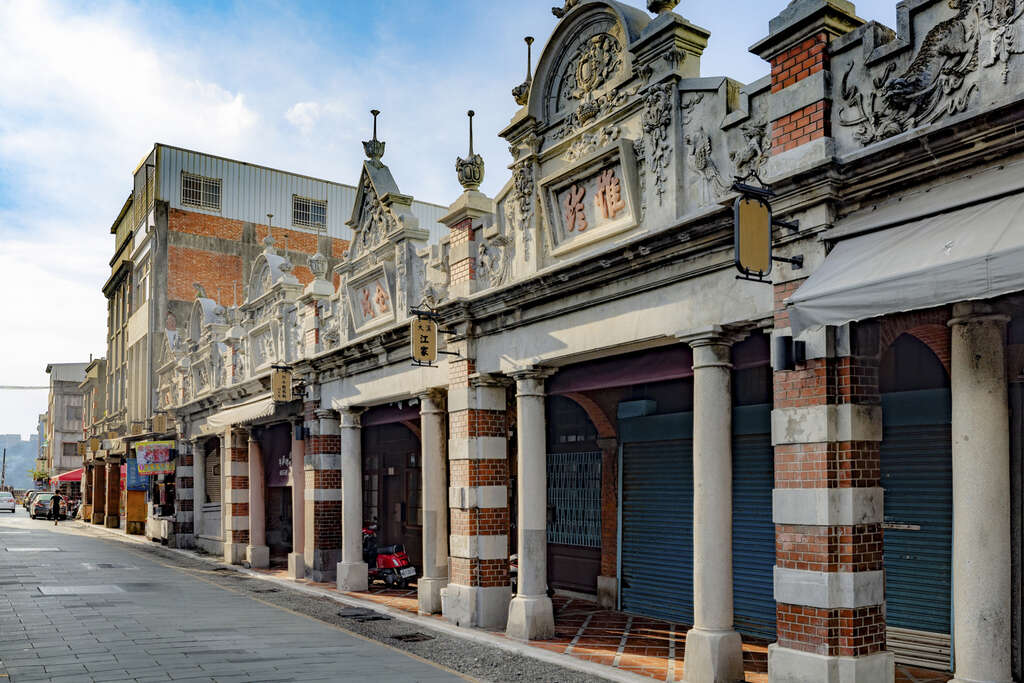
[1,447,6,490]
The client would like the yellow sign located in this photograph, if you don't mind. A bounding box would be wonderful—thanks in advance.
[734,196,772,277]
[89,437,100,453]
[411,318,438,364]
[77,441,86,457]
[271,367,293,402]
[152,413,167,434]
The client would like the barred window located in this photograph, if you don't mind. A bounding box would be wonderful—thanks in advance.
[292,195,327,229]
[181,172,221,211]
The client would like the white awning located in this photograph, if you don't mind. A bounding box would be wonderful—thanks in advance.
[788,191,1024,335]
[205,395,276,431]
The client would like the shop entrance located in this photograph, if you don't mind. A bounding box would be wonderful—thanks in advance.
[258,424,293,563]
[362,409,422,570]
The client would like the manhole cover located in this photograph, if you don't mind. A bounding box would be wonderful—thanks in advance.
[6,547,61,552]
[391,633,433,643]
[338,608,391,622]
[37,585,125,595]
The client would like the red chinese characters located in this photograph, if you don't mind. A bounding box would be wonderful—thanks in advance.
[563,184,588,232]
[594,168,626,220]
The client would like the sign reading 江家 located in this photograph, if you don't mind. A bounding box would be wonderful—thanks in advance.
[125,457,147,491]
[136,441,175,476]
[411,318,438,365]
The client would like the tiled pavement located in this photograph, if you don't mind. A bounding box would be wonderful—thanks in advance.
[252,569,952,683]
[0,511,464,682]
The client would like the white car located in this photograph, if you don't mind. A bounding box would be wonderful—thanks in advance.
[0,491,15,513]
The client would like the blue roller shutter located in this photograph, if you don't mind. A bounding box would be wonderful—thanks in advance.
[619,412,693,624]
[732,404,776,639]
[881,389,952,668]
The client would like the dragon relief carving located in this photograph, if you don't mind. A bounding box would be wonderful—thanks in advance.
[839,0,1024,144]
[505,161,535,259]
[642,83,674,206]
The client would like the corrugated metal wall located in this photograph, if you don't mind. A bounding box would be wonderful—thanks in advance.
[155,145,448,243]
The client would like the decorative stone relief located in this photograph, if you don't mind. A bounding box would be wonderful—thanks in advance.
[839,0,1024,144]
[686,127,730,204]
[477,233,513,288]
[551,0,580,19]
[563,125,621,161]
[506,161,536,259]
[641,83,674,206]
[730,121,771,180]
[632,138,647,221]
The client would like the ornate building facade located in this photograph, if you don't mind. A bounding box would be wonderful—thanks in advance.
[159,2,1024,682]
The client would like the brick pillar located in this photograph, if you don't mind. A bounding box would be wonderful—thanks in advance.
[91,463,106,524]
[441,358,512,630]
[750,0,863,158]
[223,428,249,564]
[596,437,618,609]
[769,293,893,680]
[306,409,342,582]
[82,464,93,523]
[104,459,120,528]
[448,218,475,296]
[170,441,194,545]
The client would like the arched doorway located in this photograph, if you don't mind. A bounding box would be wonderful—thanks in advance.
[880,332,952,670]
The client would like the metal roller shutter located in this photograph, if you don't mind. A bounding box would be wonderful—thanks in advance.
[732,404,776,639]
[205,448,221,503]
[881,389,953,670]
[619,412,693,624]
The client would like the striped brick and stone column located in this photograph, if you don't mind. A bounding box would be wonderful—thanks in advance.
[245,429,269,568]
[104,458,120,528]
[336,408,367,591]
[223,428,249,565]
[441,357,512,630]
[418,389,449,614]
[91,462,106,524]
[82,463,93,523]
[170,441,193,544]
[306,409,341,582]
[768,314,892,680]
[287,418,306,580]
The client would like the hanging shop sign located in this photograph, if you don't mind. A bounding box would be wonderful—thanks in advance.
[271,365,293,403]
[411,317,438,365]
[732,181,802,284]
[136,441,175,476]
[89,437,101,453]
[152,413,167,434]
[125,457,146,491]
[77,441,86,457]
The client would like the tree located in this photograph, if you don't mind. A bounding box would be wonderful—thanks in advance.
[28,466,49,485]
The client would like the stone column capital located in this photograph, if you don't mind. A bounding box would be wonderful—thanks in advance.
[314,408,337,421]
[418,389,447,414]
[511,366,556,398]
[948,301,1010,328]
[469,372,513,389]
[338,408,363,429]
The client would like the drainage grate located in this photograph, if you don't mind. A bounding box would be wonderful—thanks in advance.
[249,588,279,594]
[391,632,434,643]
[338,607,392,623]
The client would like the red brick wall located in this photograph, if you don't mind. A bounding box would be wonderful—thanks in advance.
[769,32,830,155]
[777,604,885,656]
[771,33,828,92]
[226,435,249,546]
[449,218,475,286]
[772,101,829,154]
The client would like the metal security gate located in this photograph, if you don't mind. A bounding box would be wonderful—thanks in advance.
[881,389,953,670]
[547,451,602,593]
[732,404,776,639]
[619,412,693,624]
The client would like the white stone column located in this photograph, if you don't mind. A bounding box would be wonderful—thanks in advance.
[506,368,555,640]
[685,333,742,683]
[337,408,367,591]
[245,428,269,569]
[193,441,206,538]
[949,302,1012,683]
[288,420,306,580]
[418,390,449,614]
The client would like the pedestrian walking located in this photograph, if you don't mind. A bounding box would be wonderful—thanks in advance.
[49,493,61,525]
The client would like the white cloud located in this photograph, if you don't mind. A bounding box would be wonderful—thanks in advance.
[285,102,322,135]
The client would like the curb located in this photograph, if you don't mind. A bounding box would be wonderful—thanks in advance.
[67,521,655,683]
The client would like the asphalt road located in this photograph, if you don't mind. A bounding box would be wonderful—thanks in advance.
[0,508,467,682]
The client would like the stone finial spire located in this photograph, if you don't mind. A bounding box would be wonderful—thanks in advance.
[647,0,679,13]
[455,110,484,192]
[362,109,385,162]
[512,37,535,106]
[309,251,328,281]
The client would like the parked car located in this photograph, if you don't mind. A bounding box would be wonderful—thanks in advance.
[0,491,15,513]
[30,493,66,520]
[23,490,40,510]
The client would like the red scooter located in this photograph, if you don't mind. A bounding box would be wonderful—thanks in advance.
[362,523,417,588]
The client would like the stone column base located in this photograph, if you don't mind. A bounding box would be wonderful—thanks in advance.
[105,515,119,528]
[287,552,305,580]
[506,594,555,640]
[441,583,512,630]
[337,561,368,591]
[684,628,743,683]
[245,544,270,569]
[307,549,341,583]
[223,542,246,565]
[126,521,145,535]
[91,512,105,524]
[768,644,894,683]
[597,575,617,609]
[418,576,448,615]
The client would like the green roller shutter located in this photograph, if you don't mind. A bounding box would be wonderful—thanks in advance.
[619,412,693,624]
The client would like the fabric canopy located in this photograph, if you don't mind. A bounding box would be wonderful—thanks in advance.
[206,395,276,430]
[788,191,1024,335]
[50,468,83,484]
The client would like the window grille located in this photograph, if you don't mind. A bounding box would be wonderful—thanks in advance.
[292,195,327,229]
[546,451,602,547]
[181,172,222,211]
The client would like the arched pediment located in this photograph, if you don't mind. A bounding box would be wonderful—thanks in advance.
[248,237,299,301]
[189,298,225,343]
[528,0,651,126]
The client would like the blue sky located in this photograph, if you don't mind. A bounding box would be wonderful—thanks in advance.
[0,0,900,437]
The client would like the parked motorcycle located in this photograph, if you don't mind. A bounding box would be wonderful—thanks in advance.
[362,523,416,588]
[509,553,555,598]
